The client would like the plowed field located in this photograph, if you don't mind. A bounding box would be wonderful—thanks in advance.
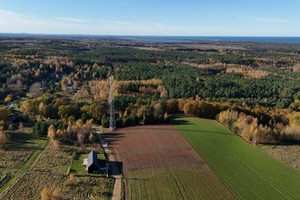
[103,125,236,200]
[104,125,205,171]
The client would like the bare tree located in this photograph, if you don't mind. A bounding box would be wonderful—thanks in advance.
[18,122,24,133]
[29,82,43,98]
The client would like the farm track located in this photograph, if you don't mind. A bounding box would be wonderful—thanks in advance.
[95,126,121,200]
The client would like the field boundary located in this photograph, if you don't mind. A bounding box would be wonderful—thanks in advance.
[112,124,195,162]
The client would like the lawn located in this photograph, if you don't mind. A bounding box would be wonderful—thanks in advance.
[172,116,300,200]
[68,151,114,199]
[71,151,107,176]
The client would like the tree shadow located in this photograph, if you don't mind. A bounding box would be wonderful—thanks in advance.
[262,140,300,146]
[124,177,149,181]
[169,116,193,125]
[109,161,123,176]
[175,129,234,136]
[102,132,127,143]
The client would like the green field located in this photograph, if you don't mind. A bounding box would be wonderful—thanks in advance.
[128,166,235,200]
[172,117,300,200]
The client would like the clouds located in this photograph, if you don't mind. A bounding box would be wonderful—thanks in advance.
[0,8,298,36]
[255,18,289,23]
[0,9,23,17]
[53,17,87,23]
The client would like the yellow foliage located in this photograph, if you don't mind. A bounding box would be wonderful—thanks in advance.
[41,187,62,200]
[41,187,51,200]
[20,97,43,116]
[290,99,300,111]
[288,112,300,126]
[0,106,10,122]
[218,109,239,129]
[4,94,12,102]
[51,139,60,150]
[47,125,56,142]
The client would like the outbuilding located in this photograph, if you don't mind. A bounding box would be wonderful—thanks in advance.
[83,151,99,173]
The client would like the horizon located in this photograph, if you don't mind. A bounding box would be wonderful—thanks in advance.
[2,33,300,37]
[0,0,300,36]
[2,33,300,43]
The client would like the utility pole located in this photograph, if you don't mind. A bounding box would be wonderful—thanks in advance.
[109,77,116,130]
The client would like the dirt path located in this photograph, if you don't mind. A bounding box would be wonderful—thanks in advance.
[95,126,121,200]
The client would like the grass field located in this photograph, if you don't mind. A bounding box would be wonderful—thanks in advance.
[172,116,300,200]
[128,166,235,200]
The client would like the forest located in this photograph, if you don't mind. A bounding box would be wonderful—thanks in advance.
[0,35,299,149]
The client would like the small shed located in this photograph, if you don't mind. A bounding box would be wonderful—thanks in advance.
[83,151,99,173]
[6,102,16,108]
[67,84,73,91]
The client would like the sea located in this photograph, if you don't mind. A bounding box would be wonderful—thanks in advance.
[119,36,300,43]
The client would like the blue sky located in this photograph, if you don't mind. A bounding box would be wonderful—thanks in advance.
[0,0,299,36]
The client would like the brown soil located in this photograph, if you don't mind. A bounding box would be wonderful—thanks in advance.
[103,125,206,172]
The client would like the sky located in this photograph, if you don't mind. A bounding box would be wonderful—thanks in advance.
[0,0,299,36]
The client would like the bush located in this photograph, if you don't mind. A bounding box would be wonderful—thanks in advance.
[33,121,51,136]
[101,115,109,128]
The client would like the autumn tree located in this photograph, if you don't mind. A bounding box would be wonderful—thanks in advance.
[61,78,68,91]
[142,105,155,124]
[89,133,96,144]
[284,125,300,142]
[41,187,62,200]
[47,125,56,142]
[52,139,60,150]
[0,106,10,123]
[30,82,43,98]
[233,113,258,140]
[166,99,178,114]
[218,109,239,129]
[88,102,109,123]
[58,105,80,121]
[64,173,76,186]
[4,94,13,102]
[290,99,300,111]
[0,127,10,148]
[20,97,43,116]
